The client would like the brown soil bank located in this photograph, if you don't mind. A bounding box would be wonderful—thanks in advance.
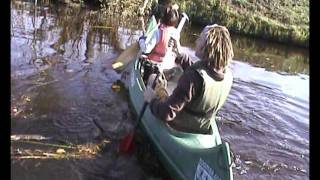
[175,0,309,48]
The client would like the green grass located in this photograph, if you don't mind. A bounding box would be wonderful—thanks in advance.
[96,0,308,47]
[174,0,309,47]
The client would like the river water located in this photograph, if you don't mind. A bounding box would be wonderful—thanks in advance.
[11,1,309,180]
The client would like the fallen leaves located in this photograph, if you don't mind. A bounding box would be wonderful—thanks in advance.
[11,139,111,160]
[111,80,125,93]
[111,83,121,92]
[12,107,23,116]
[11,95,32,117]
[56,148,66,154]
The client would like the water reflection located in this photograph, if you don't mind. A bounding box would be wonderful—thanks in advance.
[11,0,143,71]
[232,34,309,75]
[11,1,148,179]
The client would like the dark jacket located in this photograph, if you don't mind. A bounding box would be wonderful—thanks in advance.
[149,53,233,134]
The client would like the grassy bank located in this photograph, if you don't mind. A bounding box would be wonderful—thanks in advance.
[86,0,309,47]
[175,0,309,48]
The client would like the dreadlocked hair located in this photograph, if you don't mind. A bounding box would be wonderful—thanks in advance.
[204,25,234,70]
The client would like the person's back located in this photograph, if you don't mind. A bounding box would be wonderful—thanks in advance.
[144,24,234,134]
[168,60,233,134]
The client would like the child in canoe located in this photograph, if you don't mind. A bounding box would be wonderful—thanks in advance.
[138,4,180,84]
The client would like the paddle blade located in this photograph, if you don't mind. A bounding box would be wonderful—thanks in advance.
[112,42,139,70]
[118,132,135,154]
[145,15,157,35]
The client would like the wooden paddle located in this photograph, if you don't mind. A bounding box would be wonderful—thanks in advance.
[118,70,161,154]
[112,16,158,71]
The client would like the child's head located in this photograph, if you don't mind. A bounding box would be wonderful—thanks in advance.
[161,5,179,26]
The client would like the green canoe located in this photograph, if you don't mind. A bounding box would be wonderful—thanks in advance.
[127,58,234,180]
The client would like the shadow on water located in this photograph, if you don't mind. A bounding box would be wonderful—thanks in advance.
[11,0,309,180]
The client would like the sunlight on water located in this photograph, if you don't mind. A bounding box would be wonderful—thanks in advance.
[229,61,309,101]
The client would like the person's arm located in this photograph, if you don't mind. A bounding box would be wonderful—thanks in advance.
[138,28,160,54]
[149,69,203,121]
[175,53,194,71]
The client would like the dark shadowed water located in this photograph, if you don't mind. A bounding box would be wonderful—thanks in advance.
[11,1,309,180]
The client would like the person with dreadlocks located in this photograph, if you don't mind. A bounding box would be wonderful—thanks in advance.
[144,24,234,134]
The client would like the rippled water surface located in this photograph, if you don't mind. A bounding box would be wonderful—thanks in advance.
[11,1,309,180]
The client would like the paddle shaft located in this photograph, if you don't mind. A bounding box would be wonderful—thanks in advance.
[177,13,189,33]
[134,71,161,129]
[168,12,189,52]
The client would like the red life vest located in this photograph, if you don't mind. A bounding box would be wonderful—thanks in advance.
[147,24,176,63]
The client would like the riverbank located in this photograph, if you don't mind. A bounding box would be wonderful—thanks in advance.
[176,0,309,48]
[93,0,309,48]
[33,0,310,48]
